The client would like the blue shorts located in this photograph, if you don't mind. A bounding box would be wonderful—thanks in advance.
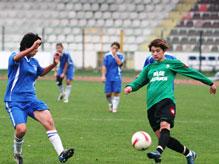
[104,80,122,93]
[57,66,74,80]
[5,99,48,127]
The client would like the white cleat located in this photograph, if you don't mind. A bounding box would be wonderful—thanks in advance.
[112,109,117,113]
[63,98,69,103]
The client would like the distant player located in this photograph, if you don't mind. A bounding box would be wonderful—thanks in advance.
[55,43,74,103]
[101,42,125,113]
[143,53,176,67]
[124,39,216,164]
[4,33,74,164]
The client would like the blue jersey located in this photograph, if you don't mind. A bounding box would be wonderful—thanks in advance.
[58,52,73,70]
[103,52,124,81]
[143,54,176,67]
[4,52,44,102]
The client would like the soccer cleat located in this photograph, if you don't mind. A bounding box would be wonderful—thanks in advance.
[59,148,74,163]
[147,150,161,163]
[63,98,69,103]
[112,109,117,113]
[58,93,65,101]
[186,151,197,164]
[14,154,23,164]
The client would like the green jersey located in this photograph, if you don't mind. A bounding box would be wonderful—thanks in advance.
[127,59,213,109]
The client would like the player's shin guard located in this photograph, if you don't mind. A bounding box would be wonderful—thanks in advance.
[112,96,120,112]
[167,137,190,156]
[47,130,64,155]
[157,129,170,154]
[14,136,24,155]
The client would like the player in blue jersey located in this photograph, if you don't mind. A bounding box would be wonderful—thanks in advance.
[101,42,125,113]
[143,54,176,67]
[4,33,74,164]
[55,43,74,103]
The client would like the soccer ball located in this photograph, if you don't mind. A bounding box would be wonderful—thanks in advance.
[131,131,152,150]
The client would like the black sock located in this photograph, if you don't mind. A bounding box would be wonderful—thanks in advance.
[157,129,170,154]
[167,137,190,156]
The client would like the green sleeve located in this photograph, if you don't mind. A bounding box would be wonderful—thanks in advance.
[170,60,213,86]
[126,66,149,91]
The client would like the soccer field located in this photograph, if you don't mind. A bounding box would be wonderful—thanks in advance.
[0,80,218,164]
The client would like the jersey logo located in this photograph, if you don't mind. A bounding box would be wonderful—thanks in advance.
[166,64,170,68]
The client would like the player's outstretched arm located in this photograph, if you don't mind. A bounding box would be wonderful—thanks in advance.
[14,39,41,62]
[210,83,217,94]
[41,52,60,76]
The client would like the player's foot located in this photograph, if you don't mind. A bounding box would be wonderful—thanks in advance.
[147,150,161,163]
[59,148,74,163]
[186,151,197,164]
[112,109,117,113]
[63,98,69,103]
[108,104,112,112]
[58,93,65,101]
[14,153,23,164]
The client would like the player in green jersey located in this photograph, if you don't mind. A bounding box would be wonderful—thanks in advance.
[124,39,216,164]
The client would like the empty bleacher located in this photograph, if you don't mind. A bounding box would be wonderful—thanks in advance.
[167,0,219,52]
[0,0,179,52]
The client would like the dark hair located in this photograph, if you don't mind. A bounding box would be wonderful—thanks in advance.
[148,39,169,52]
[111,42,120,49]
[20,33,41,51]
[56,42,64,48]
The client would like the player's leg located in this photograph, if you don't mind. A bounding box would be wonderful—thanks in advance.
[105,80,113,112]
[31,100,74,162]
[56,75,65,101]
[5,102,28,164]
[63,68,74,103]
[167,137,197,164]
[111,80,122,113]
[147,99,175,162]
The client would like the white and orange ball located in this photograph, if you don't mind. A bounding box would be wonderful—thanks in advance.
[131,131,152,150]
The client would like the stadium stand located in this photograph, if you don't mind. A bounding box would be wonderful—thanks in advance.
[0,0,180,52]
[167,0,219,52]
[0,0,218,55]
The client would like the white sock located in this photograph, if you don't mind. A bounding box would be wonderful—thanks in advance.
[59,85,64,94]
[14,136,24,155]
[112,96,120,110]
[64,85,72,100]
[106,96,112,106]
[47,130,64,155]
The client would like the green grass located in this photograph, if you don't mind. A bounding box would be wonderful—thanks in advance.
[0,80,218,164]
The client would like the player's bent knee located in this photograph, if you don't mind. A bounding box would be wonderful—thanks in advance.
[16,124,27,136]
[44,118,55,130]
[160,121,170,130]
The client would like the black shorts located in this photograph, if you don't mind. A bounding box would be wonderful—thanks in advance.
[147,98,176,132]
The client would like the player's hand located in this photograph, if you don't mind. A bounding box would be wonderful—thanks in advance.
[210,83,216,94]
[53,52,60,65]
[32,39,41,49]
[124,86,132,94]
[60,73,65,78]
[101,75,106,82]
